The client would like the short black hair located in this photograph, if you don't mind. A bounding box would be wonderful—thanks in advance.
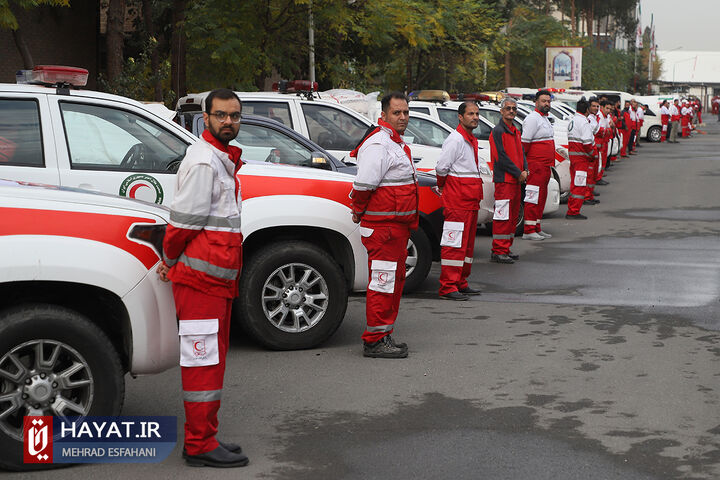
[576,98,589,114]
[458,100,477,115]
[381,91,409,113]
[589,96,599,105]
[205,88,242,115]
[536,90,552,101]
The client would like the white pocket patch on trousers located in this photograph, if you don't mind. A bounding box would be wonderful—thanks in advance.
[574,170,587,187]
[493,199,510,221]
[524,184,540,205]
[369,260,397,293]
[359,227,374,238]
[179,319,220,367]
[440,221,464,248]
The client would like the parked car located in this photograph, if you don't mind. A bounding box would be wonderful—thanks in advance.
[0,179,177,471]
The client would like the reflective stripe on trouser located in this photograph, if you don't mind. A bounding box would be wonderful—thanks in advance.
[597,148,607,180]
[439,209,479,295]
[492,182,521,255]
[567,159,589,216]
[361,223,410,344]
[523,163,551,234]
[585,155,598,200]
[173,283,232,456]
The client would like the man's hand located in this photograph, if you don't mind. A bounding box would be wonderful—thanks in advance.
[157,262,170,282]
[351,212,361,224]
[518,170,528,183]
[432,186,442,196]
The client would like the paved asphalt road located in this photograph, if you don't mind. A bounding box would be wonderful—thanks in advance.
[16,121,720,479]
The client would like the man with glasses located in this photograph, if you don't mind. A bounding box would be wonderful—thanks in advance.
[490,98,527,263]
[157,88,249,468]
[521,90,555,241]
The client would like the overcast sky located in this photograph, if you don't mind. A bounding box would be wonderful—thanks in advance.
[641,0,717,51]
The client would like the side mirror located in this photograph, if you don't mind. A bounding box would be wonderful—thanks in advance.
[309,151,332,170]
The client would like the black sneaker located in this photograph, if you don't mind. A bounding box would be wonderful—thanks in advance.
[440,291,470,301]
[565,213,588,220]
[583,199,600,205]
[458,286,482,296]
[386,334,407,350]
[596,179,609,185]
[490,253,515,264]
[508,252,520,260]
[363,336,408,358]
[183,440,242,456]
[183,445,249,468]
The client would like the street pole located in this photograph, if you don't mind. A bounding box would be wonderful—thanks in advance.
[308,0,315,84]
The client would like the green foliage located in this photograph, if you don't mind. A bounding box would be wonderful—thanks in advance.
[0,0,69,30]
[582,46,633,91]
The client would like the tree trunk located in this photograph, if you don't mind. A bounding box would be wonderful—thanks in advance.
[570,0,576,36]
[106,0,125,81]
[587,0,594,44]
[504,49,511,89]
[142,0,162,101]
[171,0,187,99]
[12,29,34,69]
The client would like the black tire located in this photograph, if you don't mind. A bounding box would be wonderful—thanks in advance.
[0,304,124,471]
[514,201,525,237]
[403,228,432,293]
[237,241,348,350]
[647,125,661,143]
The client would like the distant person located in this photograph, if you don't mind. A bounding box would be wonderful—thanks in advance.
[659,100,670,143]
[520,90,555,241]
[436,101,484,300]
[669,99,681,143]
[566,98,595,220]
[489,97,527,264]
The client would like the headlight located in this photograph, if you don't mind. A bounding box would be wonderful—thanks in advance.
[556,147,569,161]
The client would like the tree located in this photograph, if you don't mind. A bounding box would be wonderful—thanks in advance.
[0,0,70,68]
[106,0,126,81]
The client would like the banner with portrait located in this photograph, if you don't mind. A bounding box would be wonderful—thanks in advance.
[545,47,583,89]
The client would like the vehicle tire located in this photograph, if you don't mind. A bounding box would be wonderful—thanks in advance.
[0,304,124,471]
[647,125,661,143]
[514,201,525,237]
[403,228,432,294]
[237,241,348,350]
[552,168,569,204]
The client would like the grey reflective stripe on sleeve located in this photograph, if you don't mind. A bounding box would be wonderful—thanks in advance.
[448,171,481,178]
[353,181,378,190]
[492,234,514,239]
[183,389,222,402]
[528,136,554,142]
[164,254,179,266]
[179,254,239,280]
[170,211,241,230]
[364,210,417,216]
[366,325,393,333]
[569,151,590,157]
[570,194,585,199]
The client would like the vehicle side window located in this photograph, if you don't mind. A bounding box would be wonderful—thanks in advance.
[0,99,44,167]
[405,117,448,148]
[409,106,431,115]
[644,109,656,117]
[242,102,293,128]
[474,121,492,141]
[301,104,368,151]
[60,102,188,173]
[437,108,459,128]
[233,123,315,167]
[479,109,502,126]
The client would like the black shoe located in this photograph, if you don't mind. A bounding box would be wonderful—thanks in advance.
[183,445,249,468]
[363,335,408,358]
[565,213,588,220]
[440,290,470,301]
[596,179,609,185]
[592,191,600,197]
[508,252,520,261]
[184,440,242,456]
[583,199,600,205]
[490,253,515,264]
[386,334,407,350]
[458,286,482,296]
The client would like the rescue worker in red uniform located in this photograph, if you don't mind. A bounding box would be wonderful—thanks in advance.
[584,98,600,204]
[158,89,248,468]
[566,98,595,220]
[681,101,691,137]
[521,90,554,241]
[350,92,418,359]
[436,101,484,300]
[490,97,528,264]
[620,101,632,157]
[596,100,612,184]
[660,100,670,143]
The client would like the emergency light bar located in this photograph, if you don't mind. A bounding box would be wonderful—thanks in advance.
[16,65,88,88]
[449,93,491,102]
[408,90,450,102]
[273,80,318,94]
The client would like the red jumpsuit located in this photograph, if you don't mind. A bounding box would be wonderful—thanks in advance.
[681,105,690,137]
[490,120,526,255]
[163,130,243,456]
[350,119,419,344]
[436,125,483,295]
[521,109,555,235]
[620,108,631,157]
[660,105,670,142]
[567,112,595,216]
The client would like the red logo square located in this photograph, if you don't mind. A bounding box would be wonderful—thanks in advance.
[23,416,53,464]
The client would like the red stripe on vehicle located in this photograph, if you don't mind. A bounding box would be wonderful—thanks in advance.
[0,207,160,269]
[240,175,353,207]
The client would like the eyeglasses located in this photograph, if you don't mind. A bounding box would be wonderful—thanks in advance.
[503,106,517,111]
[210,111,241,123]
